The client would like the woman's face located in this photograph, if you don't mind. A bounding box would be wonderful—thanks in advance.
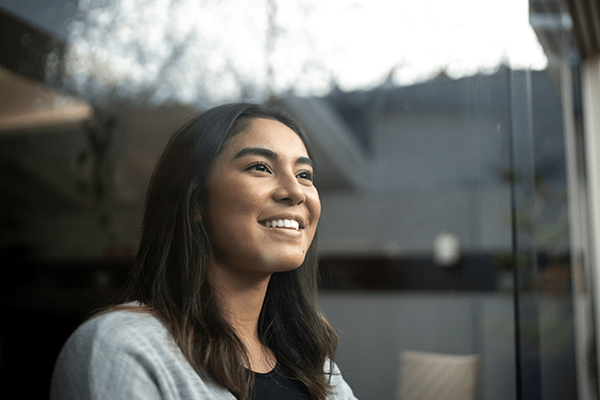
[202,117,321,280]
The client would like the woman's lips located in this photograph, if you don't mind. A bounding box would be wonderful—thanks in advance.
[261,219,300,230]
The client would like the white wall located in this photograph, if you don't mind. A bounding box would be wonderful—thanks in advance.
[319,292,576,400]
[318,109,514,257]
[318,188,512,257]
[319,292,516,400]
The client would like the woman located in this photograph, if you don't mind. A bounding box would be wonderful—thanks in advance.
[50,103,357,400]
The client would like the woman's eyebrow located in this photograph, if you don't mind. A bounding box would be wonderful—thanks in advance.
[234,147,277,160]
[296,156,313,168]
[234,147,313,168]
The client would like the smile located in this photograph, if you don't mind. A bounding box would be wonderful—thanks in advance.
[261,219,300,231]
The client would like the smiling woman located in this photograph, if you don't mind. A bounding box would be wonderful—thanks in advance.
[49,103,357,400]
[204,118,321,282]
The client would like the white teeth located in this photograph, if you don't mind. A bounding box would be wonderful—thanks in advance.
[263,219,300,230]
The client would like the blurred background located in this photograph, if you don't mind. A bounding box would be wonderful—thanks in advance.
[1,0,599,398]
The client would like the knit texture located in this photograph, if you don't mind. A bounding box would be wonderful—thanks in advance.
[50,309,357,400]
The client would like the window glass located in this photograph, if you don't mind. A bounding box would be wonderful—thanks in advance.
[0,0,586,399]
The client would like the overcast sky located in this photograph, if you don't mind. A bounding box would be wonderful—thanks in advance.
[2,0,548,106]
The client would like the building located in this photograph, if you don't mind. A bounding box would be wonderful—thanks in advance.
[1,0,600,398]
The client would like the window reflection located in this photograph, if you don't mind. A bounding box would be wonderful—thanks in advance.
[0,0,589,399]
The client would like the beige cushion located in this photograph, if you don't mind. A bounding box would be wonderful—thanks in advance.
[397,350,480,400]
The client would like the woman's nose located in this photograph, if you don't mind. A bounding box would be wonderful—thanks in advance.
[274,173,305,205]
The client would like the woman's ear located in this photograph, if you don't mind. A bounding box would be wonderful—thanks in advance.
[194,209,203,223]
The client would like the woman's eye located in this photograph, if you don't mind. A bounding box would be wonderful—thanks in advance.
[246,162,271,173]
[297,170,314,181]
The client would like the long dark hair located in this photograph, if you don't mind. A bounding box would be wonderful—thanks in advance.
[118,103,337,400]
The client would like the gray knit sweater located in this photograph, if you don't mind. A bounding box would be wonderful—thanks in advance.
[50,309,358,400]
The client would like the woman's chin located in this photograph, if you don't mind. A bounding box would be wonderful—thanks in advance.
[258,251,307,272]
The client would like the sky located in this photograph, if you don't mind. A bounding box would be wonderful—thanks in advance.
[1,0,549,107]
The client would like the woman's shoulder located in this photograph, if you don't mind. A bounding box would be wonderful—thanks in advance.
[51,304,235,399]
[327,362,360,400]
[81,306,165,338]
[50,305,194,400]
[64,306,171,355]
[52,306,175,376]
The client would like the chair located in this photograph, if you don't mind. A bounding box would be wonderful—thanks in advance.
[397,350,480,400]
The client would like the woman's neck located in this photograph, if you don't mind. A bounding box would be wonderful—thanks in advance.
[209,263,276,373]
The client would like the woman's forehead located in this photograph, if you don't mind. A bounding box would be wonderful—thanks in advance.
[223,118,309,157]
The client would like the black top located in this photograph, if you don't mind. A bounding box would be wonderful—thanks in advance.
[251,365,315,400]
